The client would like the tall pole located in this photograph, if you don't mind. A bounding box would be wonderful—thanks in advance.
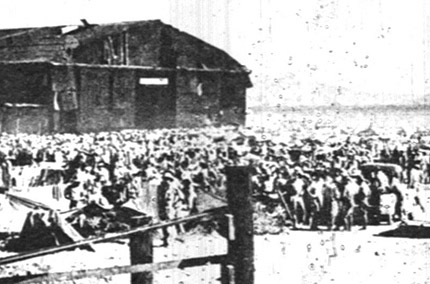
[130,217,153,284]
[223,166,254,284]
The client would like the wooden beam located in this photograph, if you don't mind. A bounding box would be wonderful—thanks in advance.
[6,193,55,211]
[276,188,296,224]
[0,60,250,74]
[0,206,228,266]
[0,254,227,284]
[50,62,251,74]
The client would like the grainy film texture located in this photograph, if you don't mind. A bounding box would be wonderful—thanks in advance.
[0,1,428,284]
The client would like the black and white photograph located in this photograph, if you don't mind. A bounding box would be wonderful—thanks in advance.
[0,0,428,283]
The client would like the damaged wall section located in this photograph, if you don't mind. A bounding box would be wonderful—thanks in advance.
[0,63,249,134]
[0,104,50,134]
[0,63,52,105]
[50,65,137,133]
[176,71,248,128]
[0,26,71,63]
[0,63,52,134]
[176,71,221,128]
[220,73,249,126]
[76,67,136,133]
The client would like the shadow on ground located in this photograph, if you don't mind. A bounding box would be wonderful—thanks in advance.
[377,224,430,238]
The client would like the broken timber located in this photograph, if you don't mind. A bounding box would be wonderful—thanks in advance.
[0,166,255,284]
[0,206,228,266]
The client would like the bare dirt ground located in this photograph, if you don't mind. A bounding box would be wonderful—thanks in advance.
[0,224,429,284]
[255,225,430,284]
[0,229,227,284]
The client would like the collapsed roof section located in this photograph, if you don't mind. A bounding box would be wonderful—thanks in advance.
[0,20,251,76]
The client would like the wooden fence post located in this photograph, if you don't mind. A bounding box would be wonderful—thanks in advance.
[223,166,254,284]
[130,216,153,284]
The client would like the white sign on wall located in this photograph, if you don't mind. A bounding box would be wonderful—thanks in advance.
[139,78,169,85]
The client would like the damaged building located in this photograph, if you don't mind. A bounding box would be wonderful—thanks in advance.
[0,20,252,133]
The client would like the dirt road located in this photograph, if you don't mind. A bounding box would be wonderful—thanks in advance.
[0,224,429,284]
[255,225,430,284]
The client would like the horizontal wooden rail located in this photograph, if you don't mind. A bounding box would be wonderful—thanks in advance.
[0,254,227,284]
[0,206,228,267]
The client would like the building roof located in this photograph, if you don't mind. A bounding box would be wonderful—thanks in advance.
[0,20,251,74]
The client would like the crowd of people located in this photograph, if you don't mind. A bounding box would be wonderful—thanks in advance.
[0,124,429,233]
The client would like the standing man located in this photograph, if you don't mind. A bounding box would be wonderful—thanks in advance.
[0,152,11,193]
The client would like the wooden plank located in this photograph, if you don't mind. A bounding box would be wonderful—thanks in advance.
[0,206,228,266]
[276,188,296,224]
[50,62,250,74]
[223,166,254,284]
[0,254,227,284]
[5,193,79,218]
[6,193,55,211]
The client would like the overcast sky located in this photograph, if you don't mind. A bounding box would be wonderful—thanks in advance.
[0,0,428,106]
